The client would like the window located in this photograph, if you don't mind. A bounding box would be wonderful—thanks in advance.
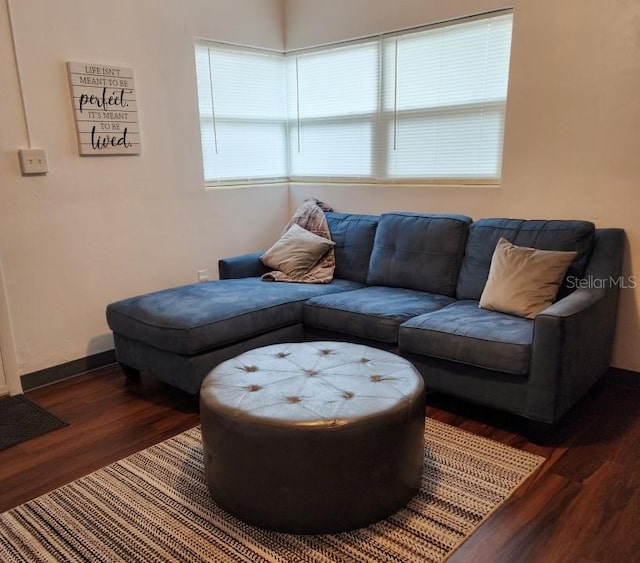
[287,41,380,180]
[195,10,512,185]
[381,15,512,181]
[195,45,287,184]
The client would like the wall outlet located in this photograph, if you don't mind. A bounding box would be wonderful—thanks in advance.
[18,148,49,175]
[197,269,209,282]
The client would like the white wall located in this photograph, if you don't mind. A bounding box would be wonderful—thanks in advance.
[0,0,289,375]
[285,0,640,372]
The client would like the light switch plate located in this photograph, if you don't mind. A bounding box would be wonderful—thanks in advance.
[18,149,48,175]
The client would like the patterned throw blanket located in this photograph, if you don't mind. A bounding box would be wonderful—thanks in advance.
[261,199,336,284]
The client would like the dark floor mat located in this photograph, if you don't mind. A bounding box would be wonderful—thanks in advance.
[0,395,68,450]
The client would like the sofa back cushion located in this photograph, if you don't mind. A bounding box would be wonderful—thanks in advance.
[325,212,379,284]
[367,212,472,296]
[457,218,596,300]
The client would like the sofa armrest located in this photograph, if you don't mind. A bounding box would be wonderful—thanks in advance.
[524,228,624,424]
[527,288,610,423]
[218,251,269,279]
[539,286,605,317]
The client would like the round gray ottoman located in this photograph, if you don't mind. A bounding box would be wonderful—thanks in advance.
[200,341,425,534]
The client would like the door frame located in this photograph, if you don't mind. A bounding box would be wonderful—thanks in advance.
[0,347,6,396]
[0,261,21,395]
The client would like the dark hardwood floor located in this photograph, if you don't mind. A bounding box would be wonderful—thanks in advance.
[0,366,200,513]
[0,365,638,562]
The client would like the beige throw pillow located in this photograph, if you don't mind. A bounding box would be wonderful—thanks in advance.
[260,223,335,278]
[479,237,577,319]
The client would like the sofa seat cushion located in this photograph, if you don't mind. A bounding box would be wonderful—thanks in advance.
[399,300,534,375]
[304,286,455,344]
[367,212,472,296]
[106,278,363,356]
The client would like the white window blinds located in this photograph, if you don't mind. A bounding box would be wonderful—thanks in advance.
[287,41,380,180]
[382,15,513,181]
[195,11,512,185]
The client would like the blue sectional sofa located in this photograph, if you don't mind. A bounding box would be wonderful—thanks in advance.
[106,211,624,427]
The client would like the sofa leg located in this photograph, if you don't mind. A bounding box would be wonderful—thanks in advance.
[526,420,555,444]
[119,362,141,380]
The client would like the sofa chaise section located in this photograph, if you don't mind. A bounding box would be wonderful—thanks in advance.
[106,211,379,394]
[106,277,363,393]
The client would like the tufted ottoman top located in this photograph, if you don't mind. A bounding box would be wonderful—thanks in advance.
[200,341,423,427]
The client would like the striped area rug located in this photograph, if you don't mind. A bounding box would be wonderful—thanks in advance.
[0,419,543,562]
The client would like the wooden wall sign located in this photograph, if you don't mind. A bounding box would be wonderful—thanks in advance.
[67,62,141,155]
